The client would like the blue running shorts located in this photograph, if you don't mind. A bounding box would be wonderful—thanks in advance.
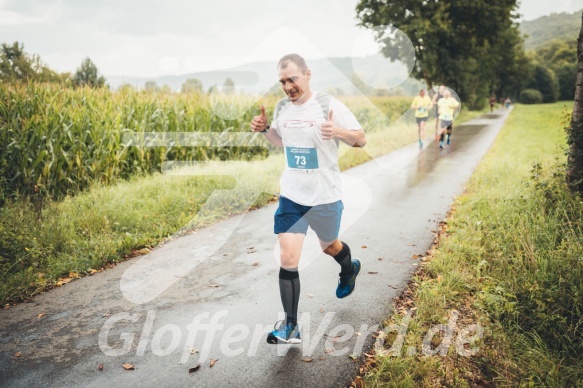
[274,196,344,242]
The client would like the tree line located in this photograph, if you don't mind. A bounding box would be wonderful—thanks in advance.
[355,0,578,108]
[0,42,105,87]
[0,41,238,95]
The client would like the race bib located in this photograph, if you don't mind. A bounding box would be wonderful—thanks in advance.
[286,147,319,172]
[443,114,453,121]
[418,108,426,113]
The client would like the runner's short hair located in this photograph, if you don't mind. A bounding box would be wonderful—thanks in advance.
[278,54,308,74]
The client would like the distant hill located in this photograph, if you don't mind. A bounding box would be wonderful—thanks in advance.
[106,55,423,96]
[519,10,582,51]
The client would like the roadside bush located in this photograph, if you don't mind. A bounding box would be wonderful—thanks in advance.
[526,64,559,103]
[519,89,543,104]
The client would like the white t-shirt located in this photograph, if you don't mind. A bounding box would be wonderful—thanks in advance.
[271,92,362,206]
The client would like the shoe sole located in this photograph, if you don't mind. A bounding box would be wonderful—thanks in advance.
[266,333,301,345]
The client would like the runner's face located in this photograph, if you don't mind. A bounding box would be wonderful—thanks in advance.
[278,62,311,104]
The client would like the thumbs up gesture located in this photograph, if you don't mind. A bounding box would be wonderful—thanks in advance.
[250,105,269,132]
[320,110,336,140]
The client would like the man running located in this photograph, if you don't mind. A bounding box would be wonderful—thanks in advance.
[410,89,432,148]
[432,85,445,139]
[489,96,496,112]
[437,89,460,148]
[250,53,367,344]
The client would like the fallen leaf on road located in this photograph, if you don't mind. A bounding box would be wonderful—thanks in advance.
[15,352,21,357]
[368,271,378,275]
[210,359,218,367]
[102,313,111,318]
[247,249,257,254]
[364,352,374,358]
[188,365,201,373]
[308,294,314,298]
[349,355,359,360]
[56,278,72,286]
[137,248,150,255]
[301,357,313,362]
[37,313,45,319]
[319,308,324,313]
[98,364,103,371]
[122,363,134,370]
[355,332,362,336]
[251,262,258,266]
[325,349,334,353]
[412,254,420,259]
[223,253,229,256]
[190,348,199,354]
[377,257,383,261]
[88,268,98,275]
[361,245,368,249]
[209,284,220,288]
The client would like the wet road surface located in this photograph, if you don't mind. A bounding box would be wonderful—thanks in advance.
[0,109,511,387]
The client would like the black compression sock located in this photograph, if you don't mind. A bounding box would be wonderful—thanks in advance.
[279,267,300,326]
[333,242,353,277]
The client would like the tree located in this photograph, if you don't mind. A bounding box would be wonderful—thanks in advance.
[534,41,577,100]
[181,78,203,94]
[355,0,525,109]
[144,81,160,92]
[0,42,34,80]
[567,12,583,193]
[526,64,559,103]
[223,78,235,94]
[118,83,135,93]
[0,41,64,83]
[73,57,106,87]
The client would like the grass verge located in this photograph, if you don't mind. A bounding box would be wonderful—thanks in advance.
[359,102,583,387]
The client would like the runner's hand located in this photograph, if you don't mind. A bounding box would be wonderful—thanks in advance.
[321,110,335,140]
[250,105,268,132]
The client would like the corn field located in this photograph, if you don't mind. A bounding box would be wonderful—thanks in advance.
[0,82,409,203]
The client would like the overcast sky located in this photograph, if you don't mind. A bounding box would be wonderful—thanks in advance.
[1,0,581,78]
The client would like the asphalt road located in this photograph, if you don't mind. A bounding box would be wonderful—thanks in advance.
[0,108,511,388]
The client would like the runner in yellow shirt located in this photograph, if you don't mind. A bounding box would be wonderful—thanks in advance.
[437,89,460,148]
[410,89,433,148]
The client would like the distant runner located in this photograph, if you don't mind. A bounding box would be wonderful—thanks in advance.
[432,85,445,139]
[410,89,433,148]
[437,89,460,149]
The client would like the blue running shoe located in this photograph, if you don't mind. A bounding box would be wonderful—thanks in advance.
[336,259,361,299]
[266,320,301,344]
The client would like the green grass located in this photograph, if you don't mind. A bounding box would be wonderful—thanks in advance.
[0,93,484,304]
[363,102,583,387]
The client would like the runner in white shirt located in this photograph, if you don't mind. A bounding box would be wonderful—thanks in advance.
[250,53,367,344]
